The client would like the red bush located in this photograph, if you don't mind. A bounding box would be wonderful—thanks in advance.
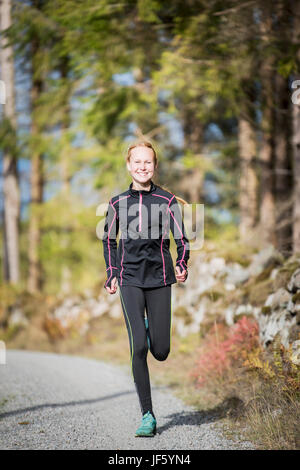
[190,316,259,387]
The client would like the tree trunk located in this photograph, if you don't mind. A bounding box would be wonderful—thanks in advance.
[60,57,71,195]
[258,1,276,245]
[238,118,258,240]
[259,63,276,245]
[60,56,72,295]
[181,108,204,203]
[0,0,20,283]
[293,98,300,253]
[269,0,294,256]
[27,36,44,294]
[291,0,300,253]
[238,82,258,241]
[274,72,293,256]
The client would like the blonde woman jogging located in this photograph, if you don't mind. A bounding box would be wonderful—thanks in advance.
[102,141,190,437]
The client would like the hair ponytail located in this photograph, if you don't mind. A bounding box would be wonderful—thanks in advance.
[154,185,189,206]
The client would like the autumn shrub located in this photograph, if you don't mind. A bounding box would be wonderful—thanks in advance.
[244,335,300,392]
[190,316,259,387]
[242,337,300,449]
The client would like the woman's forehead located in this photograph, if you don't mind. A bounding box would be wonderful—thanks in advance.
[130,146,154,158]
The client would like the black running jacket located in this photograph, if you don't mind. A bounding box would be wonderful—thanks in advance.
[102,180,190,289]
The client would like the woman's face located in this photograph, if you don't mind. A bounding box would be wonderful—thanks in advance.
[127,146,157,185]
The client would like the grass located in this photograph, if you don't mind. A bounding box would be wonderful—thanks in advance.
[243,389,300,449]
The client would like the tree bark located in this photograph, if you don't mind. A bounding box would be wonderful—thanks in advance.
[274,72,293,256]
[269,0,294,256]
[181,108,204,204]
[238,82,258,241]
[0,0,20,283]
[27,35,44,294]
[291,0,300,253]
[259,69,276,245]
[258,1,276,245]
[59,56,72,295]
[292,98,300,253]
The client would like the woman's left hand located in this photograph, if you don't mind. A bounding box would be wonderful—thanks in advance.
[175,266,188,283]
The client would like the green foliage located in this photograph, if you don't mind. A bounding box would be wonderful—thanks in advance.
[137,0,161,23]
[0,118,19,158]
[1,0,298,300]
[37,194,103,294]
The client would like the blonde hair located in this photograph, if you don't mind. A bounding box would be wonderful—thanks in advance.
[126,140,189,205]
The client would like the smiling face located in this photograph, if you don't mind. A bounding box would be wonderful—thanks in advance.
[127,146,157,186]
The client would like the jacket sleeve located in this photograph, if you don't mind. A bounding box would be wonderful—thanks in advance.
[102,199,119,288]
[168,196,190,274]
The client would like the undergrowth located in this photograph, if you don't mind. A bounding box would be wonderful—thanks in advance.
[189,317,300,449]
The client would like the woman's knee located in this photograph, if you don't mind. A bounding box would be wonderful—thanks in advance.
[152,346,170,361]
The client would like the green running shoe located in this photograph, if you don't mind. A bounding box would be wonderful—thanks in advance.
[135,411,157,437]
[145,316,151,349]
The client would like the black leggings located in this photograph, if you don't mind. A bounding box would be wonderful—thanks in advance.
[119,284,172,416]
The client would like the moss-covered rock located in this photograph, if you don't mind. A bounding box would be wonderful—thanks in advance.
[287,268,300,293]
[199,290,225,302]
[255,264,279,283]
[273,263,299,291]
[246,278,274,306]
[292,292,300,303]
[173,306,193,325]
[261,306,272,316]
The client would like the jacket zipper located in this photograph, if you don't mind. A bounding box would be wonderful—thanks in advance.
[139,193,142,232]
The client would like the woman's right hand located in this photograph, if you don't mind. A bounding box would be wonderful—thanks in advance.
[105,276,118,294]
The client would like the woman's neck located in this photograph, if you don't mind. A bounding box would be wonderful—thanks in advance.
[132,180,152,191]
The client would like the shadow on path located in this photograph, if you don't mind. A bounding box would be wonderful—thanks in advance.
[0,385,169,420]
[157,396,245,435]
[0,390,137,420]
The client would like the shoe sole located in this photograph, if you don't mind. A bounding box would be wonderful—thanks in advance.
[135,426,157,437]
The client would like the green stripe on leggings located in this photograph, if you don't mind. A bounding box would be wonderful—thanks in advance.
[119,289,134,378]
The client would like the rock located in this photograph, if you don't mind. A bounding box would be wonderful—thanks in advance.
[209,257,226,275]
[224,263,249,285]
[287,299,298,315]
[287,268,300,293]
[235,303,254,317]
[248,245,284,277]
[225,304,260,326]
[264,288,291,310]
[109,303,122,319]
[225,306,235,326]
[8,308,28,328]
[174,318,189,337]
[258,286,297,347]
[270,268,279,280]
[290,340,300,365]
[225,283,236,291]
[85,298,108,318]
[258,308,297,349]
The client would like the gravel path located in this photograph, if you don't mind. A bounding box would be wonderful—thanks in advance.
[0,350,254,450]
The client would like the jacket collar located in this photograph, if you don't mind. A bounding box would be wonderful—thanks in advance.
[129,180,157,198]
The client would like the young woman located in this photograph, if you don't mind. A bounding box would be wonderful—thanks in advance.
[102,141,190,437]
